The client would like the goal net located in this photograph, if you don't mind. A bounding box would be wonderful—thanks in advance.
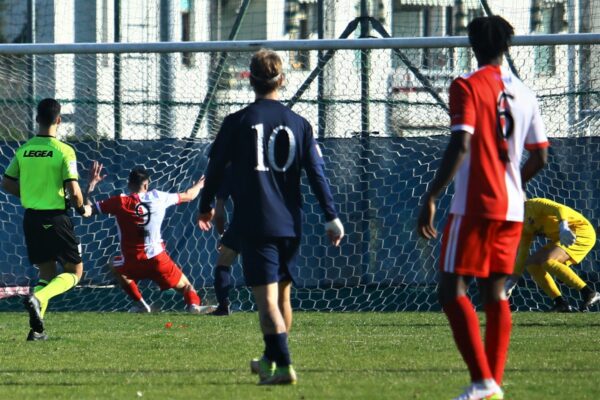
[0,34,599,313]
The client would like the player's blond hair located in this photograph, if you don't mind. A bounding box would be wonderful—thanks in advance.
[249,49,283,95]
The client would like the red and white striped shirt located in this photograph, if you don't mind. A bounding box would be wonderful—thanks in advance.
[96,190,180,261]
[449,65,549,222]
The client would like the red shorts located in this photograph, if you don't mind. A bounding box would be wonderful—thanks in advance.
[439,214,523,278]
[113,252,183,290]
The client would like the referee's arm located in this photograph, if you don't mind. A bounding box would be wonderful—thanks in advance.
[65,180,92,217]
[2,156,20,197]
[1,175,19,197]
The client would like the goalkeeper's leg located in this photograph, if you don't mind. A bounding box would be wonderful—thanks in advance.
[526,263,570,311]
[534,245,589,288]
[542,257,599,311]
[526,263,563,298]
[544,259,587,290]
[531,245,597,310]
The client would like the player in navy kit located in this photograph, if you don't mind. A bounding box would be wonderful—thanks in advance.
[198,49,344,385]
[211,164,240,316]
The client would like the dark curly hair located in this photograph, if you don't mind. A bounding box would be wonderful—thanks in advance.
[468,16,515,65]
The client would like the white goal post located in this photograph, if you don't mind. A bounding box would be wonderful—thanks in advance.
[0,33,598,312]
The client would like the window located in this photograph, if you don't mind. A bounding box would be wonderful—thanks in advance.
[181,0,192,67]
[212,0,267,41]
[392,6,422,68]
[456,8,483,71]
[391,4,453,70]
[533,2,566,76]
[210,0,268,89]
[286,0,318,70]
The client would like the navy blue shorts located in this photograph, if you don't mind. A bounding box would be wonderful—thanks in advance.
[241,237,300,287]
[220,225,242,253]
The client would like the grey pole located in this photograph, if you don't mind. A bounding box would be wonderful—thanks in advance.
[114,0,122,140]
[359,0,372,285]
[360,0,370,136]
[579,0,591,123]
[317,0,325,138]
[567,0,577,130]
[159,0,176,138]
[0,34,597,55]
[26,0,35,136]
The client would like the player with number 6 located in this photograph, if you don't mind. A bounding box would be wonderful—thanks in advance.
[417,16,549,400]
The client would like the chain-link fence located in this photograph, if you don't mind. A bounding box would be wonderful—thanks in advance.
[0,34,599,312]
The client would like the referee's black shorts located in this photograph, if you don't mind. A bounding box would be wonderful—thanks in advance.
[23,209,82,266]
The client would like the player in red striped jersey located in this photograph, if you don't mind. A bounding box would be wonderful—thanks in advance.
[418,16,549,400]
[86,161,209,313]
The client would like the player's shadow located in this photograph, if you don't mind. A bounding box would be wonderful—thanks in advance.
[0,380,84,387]
[514,321,600,328]
[0,368,239,374]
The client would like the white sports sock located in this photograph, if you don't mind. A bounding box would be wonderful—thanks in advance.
[139,298,151,312]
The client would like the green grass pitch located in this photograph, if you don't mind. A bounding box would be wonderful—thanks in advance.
[0,311,599,399]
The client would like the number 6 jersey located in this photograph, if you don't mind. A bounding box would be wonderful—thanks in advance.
[94,190,180,261]
[200,98,338,238]
[449,65,549,222]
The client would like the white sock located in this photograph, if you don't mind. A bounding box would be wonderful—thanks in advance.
[479,379,499,389]
[139,298,151,312]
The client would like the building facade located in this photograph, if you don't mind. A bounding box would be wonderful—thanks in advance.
[0,0,597,139]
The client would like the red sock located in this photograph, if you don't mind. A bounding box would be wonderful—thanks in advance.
[123,281,142,301]
[183,287,201,306]
[443,295,492,382]
[485,299,512,385]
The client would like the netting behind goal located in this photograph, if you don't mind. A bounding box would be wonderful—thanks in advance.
[0,37,599,313]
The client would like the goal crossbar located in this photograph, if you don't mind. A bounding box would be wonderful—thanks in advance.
[0,33,598,55]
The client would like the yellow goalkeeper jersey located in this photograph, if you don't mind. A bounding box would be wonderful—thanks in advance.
[514,198,596,273]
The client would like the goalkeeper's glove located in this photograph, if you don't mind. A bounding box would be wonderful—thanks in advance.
[325,218,344,246]
[559,220,576,247]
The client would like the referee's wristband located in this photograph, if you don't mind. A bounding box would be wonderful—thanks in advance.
[75,205,86,216]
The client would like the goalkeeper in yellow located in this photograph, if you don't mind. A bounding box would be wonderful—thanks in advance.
[505,198,600,312]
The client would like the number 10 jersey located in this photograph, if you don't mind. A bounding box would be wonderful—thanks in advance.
[200,98,338,238]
